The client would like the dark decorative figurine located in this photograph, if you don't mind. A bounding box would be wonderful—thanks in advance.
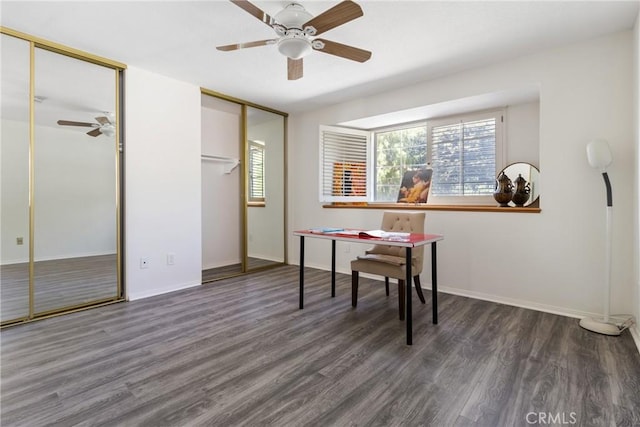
[512,173,531,207]
[493,171,513,207]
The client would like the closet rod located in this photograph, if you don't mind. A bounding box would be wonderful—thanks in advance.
[200,154,239,162]
[201,154,240,174]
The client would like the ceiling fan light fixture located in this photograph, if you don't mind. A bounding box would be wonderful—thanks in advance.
[274,2,312,28]
[277,34,312,59]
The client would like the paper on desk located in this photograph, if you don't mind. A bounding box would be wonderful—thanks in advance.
[308,227,345,234]
[358,230,410,239]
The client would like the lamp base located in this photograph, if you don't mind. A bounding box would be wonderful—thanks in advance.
[579,317,622,336]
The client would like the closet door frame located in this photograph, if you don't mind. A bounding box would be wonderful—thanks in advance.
[0,27,127,327]
[200,88,288,281]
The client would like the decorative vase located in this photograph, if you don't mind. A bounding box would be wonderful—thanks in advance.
[512,173,531,207]
[493,171,513,207]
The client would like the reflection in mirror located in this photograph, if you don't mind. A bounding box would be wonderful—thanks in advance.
[1,34,31,322]
[246,107,285,271]
[500,162,540,207]
[33,48,118,314]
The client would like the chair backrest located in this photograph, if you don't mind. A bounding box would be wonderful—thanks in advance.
[367,211,426,273]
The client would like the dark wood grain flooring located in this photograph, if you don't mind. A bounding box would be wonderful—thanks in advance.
[1,265,639,426]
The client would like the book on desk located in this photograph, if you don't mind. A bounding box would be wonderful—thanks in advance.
[308,228,410,241]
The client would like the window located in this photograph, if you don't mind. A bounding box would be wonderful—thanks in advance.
[319,126,370,202]
[428,110,503,202]
[319,109,504,205]
[374,124,427,201]
[248,140,265,203]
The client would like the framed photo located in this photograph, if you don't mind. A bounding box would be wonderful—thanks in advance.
[397,168,433,203]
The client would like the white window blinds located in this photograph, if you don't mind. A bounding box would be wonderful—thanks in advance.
[429,112,502,197]
[249,141,265,202]
[319,125,370,202]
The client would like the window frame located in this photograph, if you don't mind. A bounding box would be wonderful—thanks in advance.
[319,108,506,206]
[426,109,505,205]
[248,139,265,206]
[371,120,428,202]
[318,125,371,203]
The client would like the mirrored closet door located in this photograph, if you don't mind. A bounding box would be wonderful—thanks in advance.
[246,107,285,271]
[1,30,123,325]
[33,48,119,315]
[201,92,287,282]
[1,34,31,322]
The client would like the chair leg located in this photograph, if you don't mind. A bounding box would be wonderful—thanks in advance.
[352,271,359,307]
[385,277,389,296]
[414,275,426,304]
[398,280,405,321]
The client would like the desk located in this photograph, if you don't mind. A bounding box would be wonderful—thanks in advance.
[293,230,444,345]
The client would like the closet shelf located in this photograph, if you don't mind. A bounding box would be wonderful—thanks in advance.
[201,154,240,174]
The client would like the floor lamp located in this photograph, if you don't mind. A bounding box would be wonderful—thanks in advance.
[579,139,624,335]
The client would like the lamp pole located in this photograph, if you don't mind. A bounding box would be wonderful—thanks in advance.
[579,139,621,335]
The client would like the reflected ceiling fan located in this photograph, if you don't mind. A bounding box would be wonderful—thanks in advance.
[56,115,115,137]
[217,0,371,80]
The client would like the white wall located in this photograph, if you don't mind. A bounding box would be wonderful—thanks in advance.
[1,119,116,264]
[125,66,202,300]
[201,97,242,270]
[505,102,540,166]
[288,31,635,319]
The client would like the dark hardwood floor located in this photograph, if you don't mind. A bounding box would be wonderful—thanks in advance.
[1,265,639,426]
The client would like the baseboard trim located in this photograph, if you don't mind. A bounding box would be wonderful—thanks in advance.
[128,281,201,301]
[431,285,593,319]
[299,263,640,352]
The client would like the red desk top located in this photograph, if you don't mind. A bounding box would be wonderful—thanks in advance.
[293,229,443,248]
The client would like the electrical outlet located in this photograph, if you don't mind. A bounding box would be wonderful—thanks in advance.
[140,258,149,269]
[167,253,175,265]
[16,237,23,245]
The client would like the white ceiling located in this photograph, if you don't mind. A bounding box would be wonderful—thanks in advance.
[1,0,638,116]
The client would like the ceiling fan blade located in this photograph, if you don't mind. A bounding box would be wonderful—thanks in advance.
[230,0,274,27]
[57,120,96,127]
[95,116,110,125]
[313,38,371,62]
[86,128,102,137]
[303,0,363,36]
[217,39,276,52]
[288,58,303,80]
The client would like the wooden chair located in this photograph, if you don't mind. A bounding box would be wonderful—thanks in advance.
[350,211,427,320]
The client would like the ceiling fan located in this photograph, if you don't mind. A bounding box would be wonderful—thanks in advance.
[56,115,115,137]
[217,0,372,80]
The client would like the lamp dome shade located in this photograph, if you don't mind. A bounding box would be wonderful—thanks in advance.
[277,36,312,59]
[586,138,612,170]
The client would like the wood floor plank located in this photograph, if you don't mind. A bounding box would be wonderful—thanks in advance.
[1,265,639,426]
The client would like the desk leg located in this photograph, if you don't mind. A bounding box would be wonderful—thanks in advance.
[299,236,305,309]
[331,240,336,298]
[406,247,413,346]
[432,241,438,324]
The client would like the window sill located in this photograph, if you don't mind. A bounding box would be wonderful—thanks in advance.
[323,202,540,213]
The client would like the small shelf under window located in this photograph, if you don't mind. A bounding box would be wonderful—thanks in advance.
[323,202,540,213]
